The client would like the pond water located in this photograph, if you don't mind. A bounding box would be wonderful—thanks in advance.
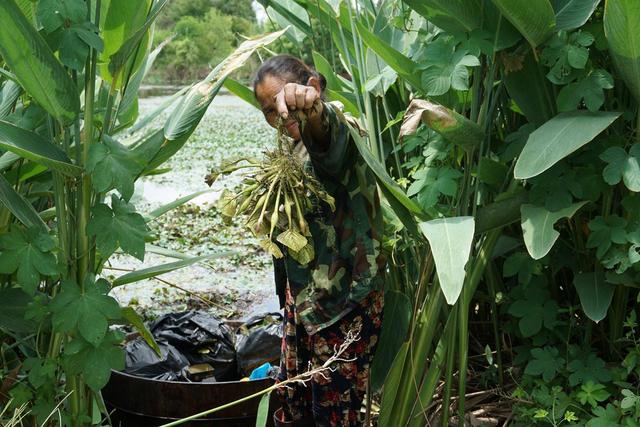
[109,93,281,320]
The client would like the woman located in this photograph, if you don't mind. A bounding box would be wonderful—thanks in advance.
[253,54,386,427]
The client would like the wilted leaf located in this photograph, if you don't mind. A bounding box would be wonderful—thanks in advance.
[277,229,308,252]
[289,242,314,265]
[260,238,283,259]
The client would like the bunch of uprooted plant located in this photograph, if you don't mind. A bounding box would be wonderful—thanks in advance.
[206,112,334,265]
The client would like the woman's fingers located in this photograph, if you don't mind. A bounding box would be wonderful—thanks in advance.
[275,84,320,119]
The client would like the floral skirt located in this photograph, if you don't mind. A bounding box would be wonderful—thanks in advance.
[276,286,384,427]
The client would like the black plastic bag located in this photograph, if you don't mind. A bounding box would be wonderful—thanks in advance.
[150,311,237,381]
[235,313,283,376]
[123,337,190,381]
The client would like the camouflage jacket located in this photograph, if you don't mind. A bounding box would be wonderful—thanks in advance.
[274,102,386,335]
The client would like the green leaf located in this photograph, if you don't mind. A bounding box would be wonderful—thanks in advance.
[112,252,233,287]
[59,23,104,71]
[586,404,621,427]
[401,0,481,33]
[103,0,155,84]
[421,39,480,96]
[574,271,616,323]
[0,226,58,294]
[521,202,587,259]
[145,189,215,222]
[586,215,627,258]
[0,174,48,231]
[0,287,36,332]
[577,381,611,407]
[514,111,621,180]
[557,69,614,112]
[87,195,148,260]
[600,145,640,191]
[120,306,161,356]
[63,331,124,391]
[567,352,612,386]
[51,278,121,346]
[371,290,411,391]
[378,342,409,427]
[355,21,422,90]
[604,0,640,102]
[223,78,261,110]
[0,0,79,124]
[419,216,475,305]
[36,0,86,32]
[0,80,22,120]
[409,167,462,209]
[86,135,140,201]
[552,0,601,31]
[255,392,271,427]
[508,283,559,335]
[491,0,556,47]
[0,119,81,176]
[525,346,564,381]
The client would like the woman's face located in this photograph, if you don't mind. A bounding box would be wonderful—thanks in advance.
[255,74,302,141]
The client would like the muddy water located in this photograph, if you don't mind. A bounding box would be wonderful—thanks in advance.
[109,93,280,319]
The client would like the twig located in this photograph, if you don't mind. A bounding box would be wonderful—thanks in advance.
[159,329,361,427]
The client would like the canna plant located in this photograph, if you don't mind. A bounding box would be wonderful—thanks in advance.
[0,0,284,425]
[240,0,640,425]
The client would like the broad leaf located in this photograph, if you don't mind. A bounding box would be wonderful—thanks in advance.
[87,195,148,260]
[112,252,233,287]
[604,0,640,102]
[0,0,79,124]
[370,290,411,391]
[401,0,481,33]
[600,144,640,191]
[557,69,613,112]
[0,81,22,119]
[574,271,615,323]
[514,111,621,180]
[0,227,58,294]
[86,135,140,201]
[419,216,475,305]
[521,202,587,259]
[525,346,564,381]
[51,278,121,346]
[491,0,556,47]
[378,342,409,427]
[0,174,48,231]
[0,120,81,176]
[63,331,124,391]
[552,0,601,31]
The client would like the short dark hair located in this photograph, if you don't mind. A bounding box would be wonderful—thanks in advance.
[253,54,327,97]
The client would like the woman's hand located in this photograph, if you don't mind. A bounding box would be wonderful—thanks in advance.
[275,83,323,120]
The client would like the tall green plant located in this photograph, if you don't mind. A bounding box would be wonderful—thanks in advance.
[0,0,284,424]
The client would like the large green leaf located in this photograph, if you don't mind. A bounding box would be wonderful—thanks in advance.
[552,0,601,31]
[378,342,409,427]
[258,0,311,37]
[355,21,422,90]
[574,271,615,323]
[100,0,151,84]
[521,202,587,260]
[514,111,621,179]
[255,392,271,427]
[0,120,81,176]
[223,78,261,110]
[604,0,640,102]
[370,290,411,391]
[120,306,161,356]
[401,0,481,33]
[491,0,556,47]
[112,252,233,287]
[154,29,286,170]
[0,174,47,231]
[419,216,475,305]
[0,0,79,124]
